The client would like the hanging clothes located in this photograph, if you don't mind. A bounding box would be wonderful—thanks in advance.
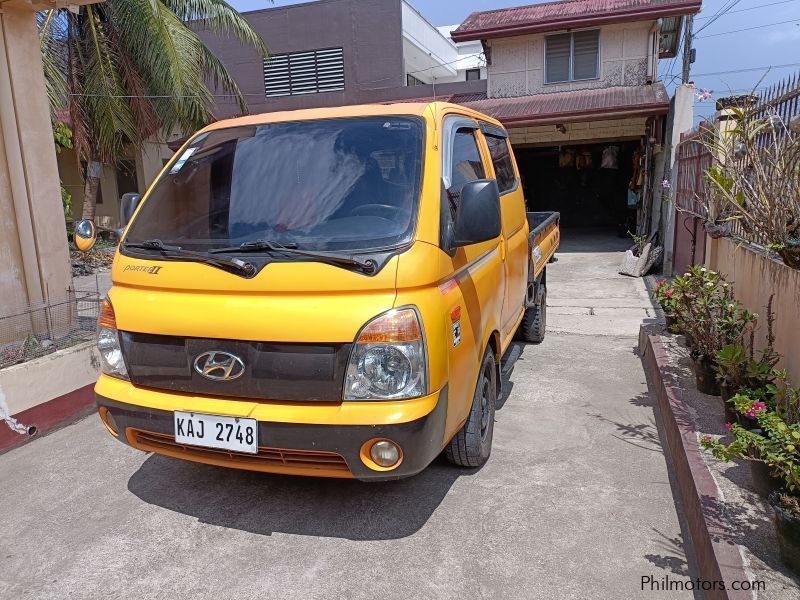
[558,148,575,168]
[601,145,619,169]
[575,150,593,170]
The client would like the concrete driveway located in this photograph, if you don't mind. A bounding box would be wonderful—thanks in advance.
[0,232,694,600]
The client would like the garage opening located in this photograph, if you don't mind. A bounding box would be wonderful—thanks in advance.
[515,140,641,234]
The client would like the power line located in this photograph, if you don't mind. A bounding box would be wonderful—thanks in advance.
[696,18,800,38]
[688,61,800,77]
[694,0,800,20]
[694,0,745,35]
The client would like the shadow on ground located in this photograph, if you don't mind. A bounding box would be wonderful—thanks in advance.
[128,452,476,541]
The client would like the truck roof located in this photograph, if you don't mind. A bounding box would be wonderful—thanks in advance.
[203,101,505,132]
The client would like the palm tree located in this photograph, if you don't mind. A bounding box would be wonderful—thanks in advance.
[39,0,268,220]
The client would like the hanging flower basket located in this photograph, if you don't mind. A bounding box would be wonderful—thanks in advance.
[704,221,730,239]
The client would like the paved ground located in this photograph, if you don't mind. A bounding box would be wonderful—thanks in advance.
[0,231,696,600]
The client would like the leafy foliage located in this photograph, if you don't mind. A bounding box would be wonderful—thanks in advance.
[668,265,757,360]
[39,1,268,218]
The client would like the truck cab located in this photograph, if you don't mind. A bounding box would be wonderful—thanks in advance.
[88,102,559,480]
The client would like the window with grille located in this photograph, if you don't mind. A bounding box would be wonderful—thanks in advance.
[545,30,599,83]
[263,47,345,97]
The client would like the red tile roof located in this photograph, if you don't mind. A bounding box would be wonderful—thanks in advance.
[452,0,701,41]
[393,83,669,126]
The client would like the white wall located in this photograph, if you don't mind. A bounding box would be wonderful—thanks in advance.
[486,22,656,98]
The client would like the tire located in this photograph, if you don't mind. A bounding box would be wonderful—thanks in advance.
[518,286,546,344]
[445,347,497,468]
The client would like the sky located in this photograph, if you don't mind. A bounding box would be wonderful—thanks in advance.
[228,0,800,122]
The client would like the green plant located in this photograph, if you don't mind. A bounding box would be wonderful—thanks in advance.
[670,265,757,359]
[651,278,678,315]
[714,294,779,392]
[628,230,647,256]
[702,391,800,515]
[700,106,800,268]
[39,1,269,221]
[53,121,74,221]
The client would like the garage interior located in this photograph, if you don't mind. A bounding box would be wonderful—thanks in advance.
[514,140,641,235]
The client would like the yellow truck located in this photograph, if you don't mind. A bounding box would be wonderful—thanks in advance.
[78,102,559,480]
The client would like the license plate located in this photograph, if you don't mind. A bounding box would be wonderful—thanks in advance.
[174,411,258,454]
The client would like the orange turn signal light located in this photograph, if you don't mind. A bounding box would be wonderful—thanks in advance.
[98,298,117,330]
[356,308,422,343]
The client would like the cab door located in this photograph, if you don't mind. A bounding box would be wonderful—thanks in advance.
[479,124,528,345]
[438,116,504,436]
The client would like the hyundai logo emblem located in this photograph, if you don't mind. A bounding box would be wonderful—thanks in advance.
[194,351,245,381]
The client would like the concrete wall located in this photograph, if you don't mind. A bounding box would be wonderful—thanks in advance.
[0,4,74,318]
[486,22,655,99]
[707,237,800,384]
[0,342,99,417]
[198,0,405,117]
[507,116,647,147]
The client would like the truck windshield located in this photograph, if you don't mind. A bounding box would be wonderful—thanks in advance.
[123,116,424,252]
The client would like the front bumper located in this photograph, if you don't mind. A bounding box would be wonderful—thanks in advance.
[95,386,448,481]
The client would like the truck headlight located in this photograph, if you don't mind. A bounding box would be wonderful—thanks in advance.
[344,307,427,400]
[97,298,129,380]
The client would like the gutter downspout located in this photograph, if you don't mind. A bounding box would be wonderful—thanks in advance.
[647,19,661,82]
[0,11,45,308]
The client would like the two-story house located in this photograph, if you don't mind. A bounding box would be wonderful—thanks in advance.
[448,0,701,230]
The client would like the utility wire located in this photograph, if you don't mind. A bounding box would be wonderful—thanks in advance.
[694,0,800,20]
[694,0,745,35]
[696,18,800,38]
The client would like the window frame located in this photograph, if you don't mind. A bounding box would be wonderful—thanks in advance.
[544,29,601,85]
[465,68,481,81]
[480,123,519,196]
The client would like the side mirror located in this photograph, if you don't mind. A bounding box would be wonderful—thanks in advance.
[73,219,97,253]
[120,192,142,228]
[451,179,501,247]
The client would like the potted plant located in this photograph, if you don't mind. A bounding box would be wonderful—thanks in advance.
[701,108,800,270]
[671,266,757,395]
[620,231,662,277]
[702,393,800,575]
[652,279,679,331]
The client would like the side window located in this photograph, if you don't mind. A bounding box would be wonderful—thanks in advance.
[447,128,485,216]
[485,134,516,193]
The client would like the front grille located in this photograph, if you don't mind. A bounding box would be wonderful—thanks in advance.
[129,429,352,477]
[119,332,352,402]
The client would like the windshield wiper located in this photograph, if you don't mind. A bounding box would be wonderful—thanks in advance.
[123,239,256,278]
[209,240,377,274]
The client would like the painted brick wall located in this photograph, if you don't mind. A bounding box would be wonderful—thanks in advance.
[507,116,648,146]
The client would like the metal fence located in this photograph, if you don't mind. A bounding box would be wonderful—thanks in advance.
[0,286,101,370]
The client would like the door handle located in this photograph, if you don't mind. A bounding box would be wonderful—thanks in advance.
[499,237,506,261]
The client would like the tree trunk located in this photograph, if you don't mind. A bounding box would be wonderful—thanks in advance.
[81,160,103,220]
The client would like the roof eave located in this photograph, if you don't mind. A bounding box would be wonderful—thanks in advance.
[492,101,670,127]
[451,1,702,42]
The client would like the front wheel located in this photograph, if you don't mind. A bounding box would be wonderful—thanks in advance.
[518,285,546,344]
[445,347,496,468]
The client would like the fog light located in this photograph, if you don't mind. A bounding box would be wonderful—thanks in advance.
[370,440,400,467]
[99,406,119,437]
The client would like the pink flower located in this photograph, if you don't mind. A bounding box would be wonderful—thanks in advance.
[658,279,665,286]
[702,435,713,444]
[666,290,673,298]
[725,422,732,430]
[752,402,767,413]
[746,410,756,418]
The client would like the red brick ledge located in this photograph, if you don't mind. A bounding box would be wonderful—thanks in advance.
[0,384,95,454]
[640,327,753,600]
